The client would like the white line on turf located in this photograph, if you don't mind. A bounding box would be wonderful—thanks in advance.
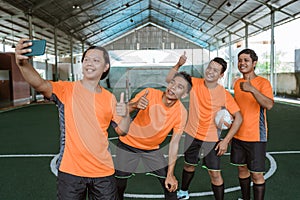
[123,153,277,198]
[0,154,56,158]
[1,151,298,198]
[47,151,295,198]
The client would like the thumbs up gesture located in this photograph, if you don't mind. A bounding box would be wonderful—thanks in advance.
[240,76,253,92]
[176,51,187,67]
[136,90,149,110]
[116,92,128,117]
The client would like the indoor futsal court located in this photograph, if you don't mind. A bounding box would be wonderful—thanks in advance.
[0,99,299,200]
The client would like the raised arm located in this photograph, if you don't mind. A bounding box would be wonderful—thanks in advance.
[165,52,187,83]
[15,39,52,98]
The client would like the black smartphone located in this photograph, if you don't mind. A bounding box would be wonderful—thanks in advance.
[24,39,46,56]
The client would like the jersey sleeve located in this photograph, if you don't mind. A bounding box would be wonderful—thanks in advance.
[261,78,274,100]
[49,81,67,102]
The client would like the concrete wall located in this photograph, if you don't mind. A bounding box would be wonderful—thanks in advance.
[275,72,300,98]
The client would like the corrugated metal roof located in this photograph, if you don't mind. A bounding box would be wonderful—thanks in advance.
[1,0,300,55]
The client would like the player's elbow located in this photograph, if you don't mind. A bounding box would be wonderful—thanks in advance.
[118,131,127,136]
[265,100,274,110]
[266,105,272,110]
[35,80,52,99]
[115,127,128,136]
[234,111,243,126]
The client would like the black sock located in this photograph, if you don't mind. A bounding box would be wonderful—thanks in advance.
[116,178,128,200]
[239,176,251,200]
[211,183,224,200]
[253,182,265,200]
[181,169,195,191]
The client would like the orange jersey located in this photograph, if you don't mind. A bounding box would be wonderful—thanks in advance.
[234,77,274,142]
[50,81,121,177]
[184,78,240,142]
[120,88,187,150]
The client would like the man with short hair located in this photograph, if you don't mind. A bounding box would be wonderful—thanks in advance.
[115,69,192,200]
[15,39,130,200]
[166,53,242,200]
[231,48,274,200]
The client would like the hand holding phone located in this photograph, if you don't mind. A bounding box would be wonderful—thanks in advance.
[24,39,46,56]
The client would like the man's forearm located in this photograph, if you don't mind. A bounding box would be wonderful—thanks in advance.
[167,135,181,176]
[18,63,41,88]
[166,68,178,83]
[251,88,274,110]
[116,116,131,136]
[18,63,52,98]
[128,101,138,113]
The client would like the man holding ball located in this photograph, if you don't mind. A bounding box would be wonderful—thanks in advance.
[166,53,242,200]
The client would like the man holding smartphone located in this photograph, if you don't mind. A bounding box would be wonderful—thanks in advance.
[15,38,131,200]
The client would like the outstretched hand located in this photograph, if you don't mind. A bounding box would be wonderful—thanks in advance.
[116,92,128,117]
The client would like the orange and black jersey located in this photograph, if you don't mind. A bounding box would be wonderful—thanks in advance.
[234,77,274,142]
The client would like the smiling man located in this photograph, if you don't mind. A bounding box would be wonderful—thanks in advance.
[231,49,274,200]
[166,54,242,200]
[15,40,130,200]
[114,69,192,200]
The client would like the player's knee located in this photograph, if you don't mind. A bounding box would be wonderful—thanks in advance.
[183,164,195,172]
[208,171,223,185]
[208,171,222,180]
[238,165,250,177]
[251,172,265,184]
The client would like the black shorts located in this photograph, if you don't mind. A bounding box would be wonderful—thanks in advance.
[114,140,168,178]
[230,138,266,173]
[57,171,117,200]
[183,133,221,171]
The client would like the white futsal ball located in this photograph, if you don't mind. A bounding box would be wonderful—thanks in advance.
[214,109,233,130]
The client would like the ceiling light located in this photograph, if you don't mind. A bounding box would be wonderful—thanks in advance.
[200,28,203,32]
[177,2,181,8]
[226,1,231,7]
[125,3,130,7]
[72,5,80,9]
[130,19,134,23]
[171,18,174,22]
